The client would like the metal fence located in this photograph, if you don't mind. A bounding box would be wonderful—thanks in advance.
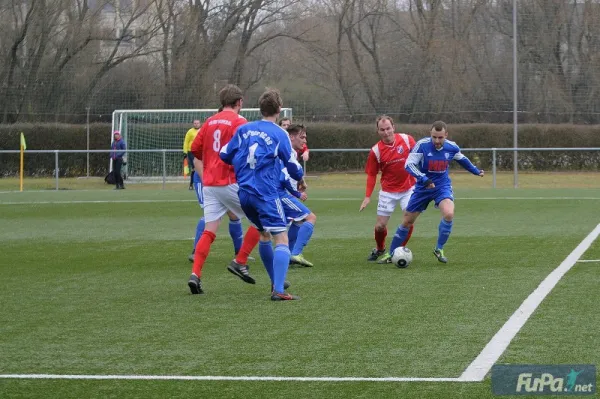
[2,147,599,191]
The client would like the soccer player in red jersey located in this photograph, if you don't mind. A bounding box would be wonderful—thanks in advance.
[359,115,416,264]
[186,84,261,294]
[279,118,309,161]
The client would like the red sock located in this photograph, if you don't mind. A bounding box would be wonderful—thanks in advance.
[192,230,216,277]
[401,225,414,247]
[235,226,260,265]
[375,227,387,251]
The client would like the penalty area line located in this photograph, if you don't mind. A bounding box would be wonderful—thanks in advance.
[0,374,462,382]
[460,223,600,382]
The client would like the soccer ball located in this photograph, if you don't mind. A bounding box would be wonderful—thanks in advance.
[391,247,413,268]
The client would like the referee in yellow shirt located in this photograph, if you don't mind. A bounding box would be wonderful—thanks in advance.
[183,119,201,189]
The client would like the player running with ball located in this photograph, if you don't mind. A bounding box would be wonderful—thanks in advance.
[391,121,484,263]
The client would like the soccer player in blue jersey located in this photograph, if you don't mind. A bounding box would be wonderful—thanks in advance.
[280,124,316,267]
[390,121,484,263]
[220,88,304,301]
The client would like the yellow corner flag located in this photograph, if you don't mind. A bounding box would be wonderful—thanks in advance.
[183,157,190,177]
[20,132,27,150]
[20,132,26,191]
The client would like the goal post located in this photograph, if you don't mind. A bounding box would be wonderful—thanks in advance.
[110,108,293,180]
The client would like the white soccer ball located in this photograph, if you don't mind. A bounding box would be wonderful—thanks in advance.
[391,247,413,268]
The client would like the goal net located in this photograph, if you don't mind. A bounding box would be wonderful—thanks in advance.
[110,108,293,180]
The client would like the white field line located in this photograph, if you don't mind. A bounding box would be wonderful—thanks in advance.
[0,374,461,382]
[576,259,600,263]
[1,197,600,205]
[460,223,600,382]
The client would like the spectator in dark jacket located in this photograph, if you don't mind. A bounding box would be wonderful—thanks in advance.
[111,131,127,189]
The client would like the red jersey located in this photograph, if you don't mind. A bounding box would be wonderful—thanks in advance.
[365,133,416,193]
[191,110,247,186]
[297,143,308,157]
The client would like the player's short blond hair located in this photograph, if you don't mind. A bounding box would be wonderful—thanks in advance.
[259,88,282,117]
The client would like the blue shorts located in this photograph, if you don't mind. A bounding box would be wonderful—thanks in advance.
[239,190,287,233]
[192,173,203,207]
[406,185,454,213]
[280,194,310,222]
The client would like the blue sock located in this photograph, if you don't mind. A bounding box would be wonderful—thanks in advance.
[389,225,409,255]
[292,222,314,256]
[259,241,274,284]
[437,219,453,250]
[273,244,291,294]
[288,223,300,252]
[229,219,243,254]
[192,217,205,253]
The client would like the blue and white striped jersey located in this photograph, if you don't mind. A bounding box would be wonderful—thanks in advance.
[404,138,480,188]
[220,120,303,199]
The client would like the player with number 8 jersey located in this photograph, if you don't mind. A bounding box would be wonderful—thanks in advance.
[191,114,246,186]
[186,84,262,296]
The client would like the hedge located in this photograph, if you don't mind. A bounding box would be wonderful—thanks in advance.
[1,123,600,176]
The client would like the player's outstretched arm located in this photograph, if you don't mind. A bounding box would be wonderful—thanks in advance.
[454,152,482,176]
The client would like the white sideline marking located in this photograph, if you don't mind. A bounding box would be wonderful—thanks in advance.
[460,223,600,382]
[0,374,461,382]
[1,197,600,205]
[576,259,600,263]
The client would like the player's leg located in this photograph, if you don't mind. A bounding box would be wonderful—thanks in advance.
[383,190,430,263]
[187,153,195,190]
[271,229,299,300]
[257,196,298,300]
[433,197,454,264]
[189,174,205,262]
[369,215,390,261]
[234,225,260,266]
[188,187,226,294]
[381,211,421,264]
[287,221,300,253]
[226,210,243,255]
[220,185,256,284]
[189,217,205,263]
[280,196,314,267]
[399,187,415,247]
[290,211,316,266]
[369,191,394,261]
[258,231,275,284]
[237,190,277,287]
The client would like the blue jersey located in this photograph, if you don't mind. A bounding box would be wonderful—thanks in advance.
[278,159,301,198]
[405,138,480,189]
[220,120,303,199]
